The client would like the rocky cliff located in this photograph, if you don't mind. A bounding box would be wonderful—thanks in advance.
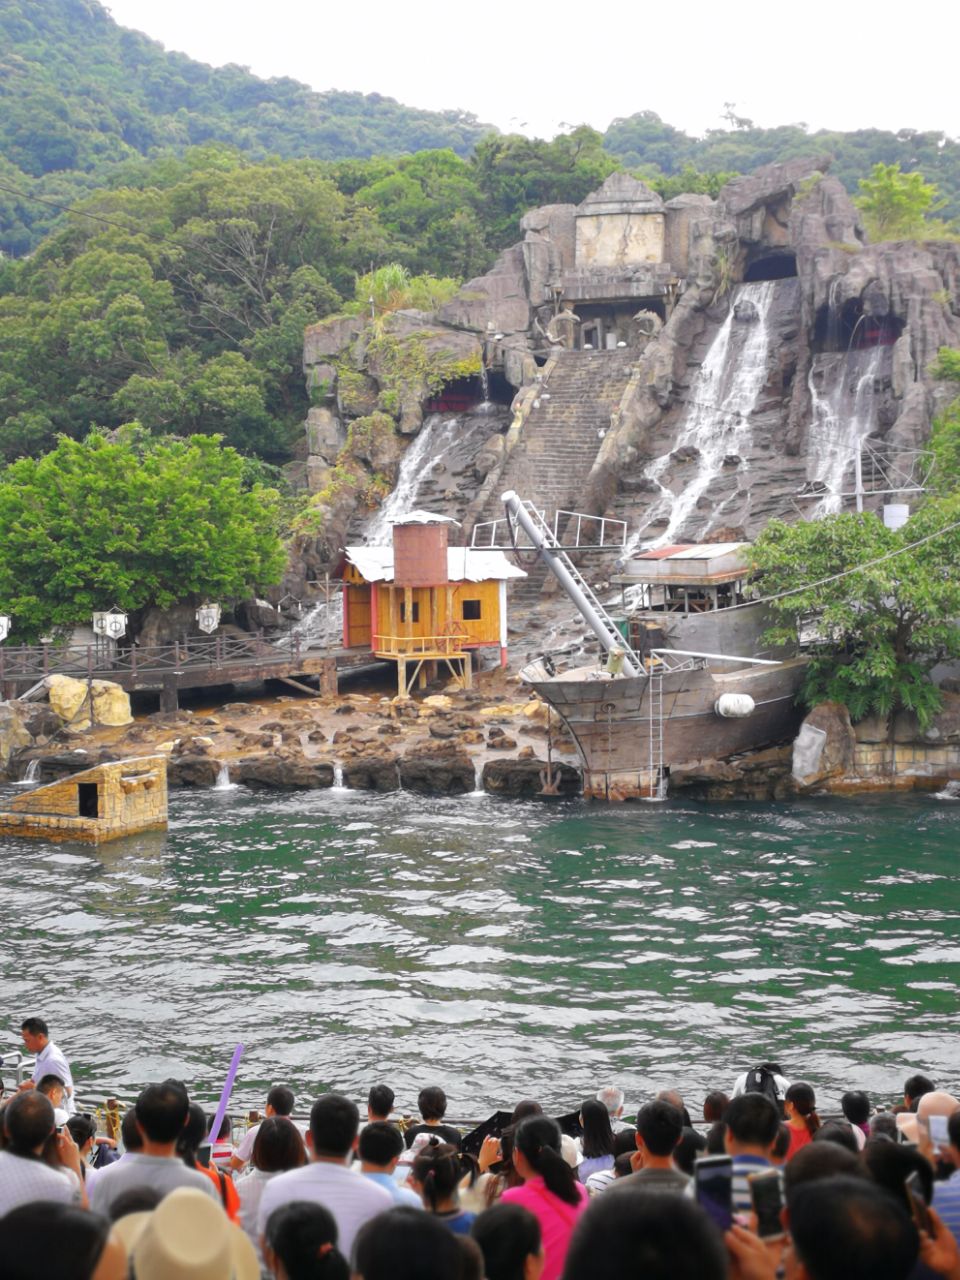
[293,159,960,602]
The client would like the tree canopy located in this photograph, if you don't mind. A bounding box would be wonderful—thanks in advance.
[0,429,286,641]
[854,163,947,240]
[750,503,960,729]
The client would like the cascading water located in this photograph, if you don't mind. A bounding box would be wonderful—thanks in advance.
[468,759,485,798]
[213,762,237,791]
[629,281,778,549]
[13,760,40,786]
[807,347,884,515]
[279,595,344,652]
[331,763,347,791]
[363,414,461,545]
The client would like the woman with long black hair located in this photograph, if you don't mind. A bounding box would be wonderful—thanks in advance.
[500,1116,587,1280]
[576,1098,615,1184]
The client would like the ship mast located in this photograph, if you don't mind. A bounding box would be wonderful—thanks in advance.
[500,491,643,678]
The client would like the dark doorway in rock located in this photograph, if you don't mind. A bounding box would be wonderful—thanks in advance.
[423,371,513,414]
[813,297,904,353]
[743,252,797,282]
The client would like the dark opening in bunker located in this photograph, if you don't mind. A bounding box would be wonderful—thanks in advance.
[743,252,798,282]
[813,297,904,353]
[78,783,100,819]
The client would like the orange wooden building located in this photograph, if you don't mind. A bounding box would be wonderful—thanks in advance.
[342,513,525,695]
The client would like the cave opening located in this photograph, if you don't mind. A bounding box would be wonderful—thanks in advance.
[813,297,904,353]
[743,251,798,282]
[423,370,514,414]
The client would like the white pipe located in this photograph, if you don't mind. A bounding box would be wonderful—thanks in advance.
[502,491,641,677]
[651,648,781,666]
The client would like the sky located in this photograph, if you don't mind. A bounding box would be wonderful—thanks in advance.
[102,0,959,142]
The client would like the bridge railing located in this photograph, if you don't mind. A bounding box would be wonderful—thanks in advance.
[0,632,303,685]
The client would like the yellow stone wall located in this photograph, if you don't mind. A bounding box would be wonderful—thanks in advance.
[0,756,168,843]
[575,213,665,268]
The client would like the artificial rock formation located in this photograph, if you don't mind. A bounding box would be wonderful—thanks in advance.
[294,157,960,595]
[46,675,133,731]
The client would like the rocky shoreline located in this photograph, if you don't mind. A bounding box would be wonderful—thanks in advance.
[4,670,960,805]
[0,670,583,801]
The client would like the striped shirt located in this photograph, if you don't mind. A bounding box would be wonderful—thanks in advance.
[732,1155,775,1213]
[0,1151,76,1217]
[933,1171,960,1242]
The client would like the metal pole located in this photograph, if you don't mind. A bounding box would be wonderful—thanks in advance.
[855,443,864,514]
[501,491,641,677]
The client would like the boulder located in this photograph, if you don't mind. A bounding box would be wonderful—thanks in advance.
[46,675,132,730]
[342,751,400,792]
[167,755,221,788]
[792,702,855,786]
[482,757,581,798]
[437,245,531,336]
[853,713,890,743]
[0,702,33,774]
[232,755,334,789]
[399,745,475,795]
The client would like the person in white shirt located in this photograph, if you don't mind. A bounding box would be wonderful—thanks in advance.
[19,1016,75,1115]
[230,1084,297,1173]
[0,1092,83,1217]
[257,1093,392,1258]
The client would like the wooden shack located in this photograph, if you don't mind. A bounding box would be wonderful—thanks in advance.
[0,756,168,844]
[342,513,525,696]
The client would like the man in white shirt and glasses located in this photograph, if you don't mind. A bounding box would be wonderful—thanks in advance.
[18,1016,75,1115]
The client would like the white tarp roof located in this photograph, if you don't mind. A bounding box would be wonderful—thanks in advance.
[345,546,526,582]
[391,509,461,526]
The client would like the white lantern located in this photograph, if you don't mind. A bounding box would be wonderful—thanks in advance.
[92,607,128,641]
[0,615,9,643]
[195,602,222,634]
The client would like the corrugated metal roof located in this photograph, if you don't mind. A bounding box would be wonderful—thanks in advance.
[345,546,526,582]
[634,542,748,561]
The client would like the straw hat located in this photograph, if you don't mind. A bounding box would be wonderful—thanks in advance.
[895,1090,960,1144]
[112,1187,259,1280]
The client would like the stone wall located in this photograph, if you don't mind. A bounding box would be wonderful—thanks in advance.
[575,212,665,268]
[0,755,168,843]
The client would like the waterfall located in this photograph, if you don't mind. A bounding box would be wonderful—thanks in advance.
[807,347,884,515]
[363,414,461,545]
[214,762,237,791]
[14,759,40,786]
[331,763,347,791]
[469,759,485,797]
[277,594,344,652]
[629,281,778,548]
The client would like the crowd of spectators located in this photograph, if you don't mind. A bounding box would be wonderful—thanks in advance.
[3,1019,960,1280]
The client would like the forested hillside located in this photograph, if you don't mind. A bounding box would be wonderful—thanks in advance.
[604,110,960,221]
[0,0,491,252]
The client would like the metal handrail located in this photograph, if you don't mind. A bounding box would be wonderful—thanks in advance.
[0,633,303,683]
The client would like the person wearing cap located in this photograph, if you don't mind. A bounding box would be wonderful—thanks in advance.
[257,1094,392,1260]
[91,1080,219,1217]
[19,1016,75,1114]
[113,1185,259,1280]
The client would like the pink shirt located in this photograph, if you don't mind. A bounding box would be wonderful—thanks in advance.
[501,1176,589,1280]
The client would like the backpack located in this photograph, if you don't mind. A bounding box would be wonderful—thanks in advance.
[743,1066,782,1113]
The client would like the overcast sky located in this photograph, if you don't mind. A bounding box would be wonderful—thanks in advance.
[103,0,959,141]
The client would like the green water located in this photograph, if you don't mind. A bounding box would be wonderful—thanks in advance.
[2,785,958,1115]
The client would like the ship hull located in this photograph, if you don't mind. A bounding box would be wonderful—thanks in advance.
[527,658,807,800]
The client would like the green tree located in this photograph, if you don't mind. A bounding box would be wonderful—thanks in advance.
[750,506,960,729]
[930,346,960,493]
[855,162,945,241]
[0,430,286,640]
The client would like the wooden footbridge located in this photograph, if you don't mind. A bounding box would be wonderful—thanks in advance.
[0,632,364,709]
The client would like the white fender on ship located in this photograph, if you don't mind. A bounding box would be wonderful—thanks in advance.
[715,693,755,718]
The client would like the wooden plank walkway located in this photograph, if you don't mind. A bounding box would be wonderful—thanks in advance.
[0,634,369,707]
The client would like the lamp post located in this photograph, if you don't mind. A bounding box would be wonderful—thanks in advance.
[195,602,221,634]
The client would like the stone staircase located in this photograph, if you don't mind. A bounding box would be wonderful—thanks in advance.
[481,349,637,604]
